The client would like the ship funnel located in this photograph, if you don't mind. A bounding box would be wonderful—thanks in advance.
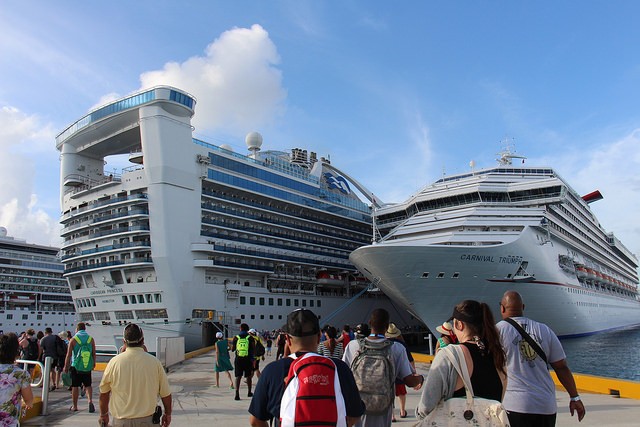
[582,190,603,204]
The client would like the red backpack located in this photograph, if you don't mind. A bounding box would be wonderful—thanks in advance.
[280,353,347,427]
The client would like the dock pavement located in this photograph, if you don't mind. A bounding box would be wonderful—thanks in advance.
[23,350,640,426]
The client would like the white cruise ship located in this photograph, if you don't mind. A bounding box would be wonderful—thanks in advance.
[56,86,420,353]
[350,145,640,338]
[0,227,76,334]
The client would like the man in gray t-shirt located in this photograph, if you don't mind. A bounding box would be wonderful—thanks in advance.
[343,308,424,427]
[497,290,586,426]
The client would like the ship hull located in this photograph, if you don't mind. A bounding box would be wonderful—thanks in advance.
[351,227,640,337]
[83,286,413,353]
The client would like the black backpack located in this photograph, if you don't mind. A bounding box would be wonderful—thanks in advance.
[254,337,265,357]
[56,336,68,359]
[25,338,39,360]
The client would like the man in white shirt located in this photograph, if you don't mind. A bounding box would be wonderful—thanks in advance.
[497,290,586,426]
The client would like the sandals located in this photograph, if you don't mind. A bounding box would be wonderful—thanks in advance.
[400,410,408,418]
[69,406,78,412]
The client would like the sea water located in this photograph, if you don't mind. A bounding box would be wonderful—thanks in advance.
[561,324,640,381]
[412,324,640,381]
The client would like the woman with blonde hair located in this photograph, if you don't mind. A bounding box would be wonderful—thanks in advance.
[417,300,506,418]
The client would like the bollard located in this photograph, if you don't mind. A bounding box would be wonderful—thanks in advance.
[41,356,53,415]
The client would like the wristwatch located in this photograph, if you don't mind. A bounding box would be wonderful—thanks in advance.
[570,395,581,402]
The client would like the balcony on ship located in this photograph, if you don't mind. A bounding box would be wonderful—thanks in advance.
[64,256,153,275]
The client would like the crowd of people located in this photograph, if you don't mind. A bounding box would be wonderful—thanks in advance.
[245,291,585,427]
[0,289,587,427]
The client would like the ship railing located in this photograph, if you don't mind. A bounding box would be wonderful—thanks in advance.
[60,193,148,221]
[63,173,123,197]
[64,256,152,274]
[201,202,367,244]
[62,240,151,260]
[96,344,120,361]
[62,225,151,247]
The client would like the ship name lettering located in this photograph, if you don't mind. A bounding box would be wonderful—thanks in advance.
[498,256,523,264]
[460,254,495,262]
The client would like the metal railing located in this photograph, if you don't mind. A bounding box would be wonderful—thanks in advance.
[16,357,52,415]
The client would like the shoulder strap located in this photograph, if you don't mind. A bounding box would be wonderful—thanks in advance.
[504,318,547,364]
[440,345,474,406]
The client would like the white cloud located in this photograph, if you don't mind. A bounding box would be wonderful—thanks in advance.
[90,92,121,112]
[363,108,434,205]
[0,106,61,246]
[546,130,640,257]
[139,24,287,136]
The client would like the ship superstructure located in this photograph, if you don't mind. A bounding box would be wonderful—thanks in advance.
[56,86,418,352]
[0,227,75,333]
[350,145,640,337]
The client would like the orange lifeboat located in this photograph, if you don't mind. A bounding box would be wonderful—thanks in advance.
[316,272,344,286]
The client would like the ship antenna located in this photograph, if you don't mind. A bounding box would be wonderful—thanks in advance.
[371,202,382,244]
[496,136,526,166]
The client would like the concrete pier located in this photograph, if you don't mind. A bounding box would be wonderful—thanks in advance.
[23,350,640,426]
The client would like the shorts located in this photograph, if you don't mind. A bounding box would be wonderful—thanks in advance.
[45,357,59,370]
[234,356,253,378]
[112,415,154,426]
[70,367,92,387]
[395,383,407,396]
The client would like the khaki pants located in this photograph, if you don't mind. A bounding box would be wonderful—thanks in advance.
[112,415,154,426]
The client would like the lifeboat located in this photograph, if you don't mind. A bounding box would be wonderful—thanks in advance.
[129,149,143,164]
[9,295,35,305]
[585,268,598,281]
[316,272,344,286]
[575,264,588,279]
[349,276,369,287]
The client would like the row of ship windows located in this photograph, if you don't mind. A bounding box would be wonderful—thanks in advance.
[240,313,284,321]
[239,296,322,308]
[201,205,365,249]
[0,284,71,294]
[203,187,368,234]
[2,322,73,330]
[202,218,356,255]
[377,187,562,226]
[122,293,162,305]
[76,293,162,309]
[208,171,369,222]
[552,207,619,266]
[421,272,460,279]
[78,308,168,322]
[0,249,59,264]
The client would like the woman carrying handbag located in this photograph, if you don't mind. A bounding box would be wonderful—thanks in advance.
[416,300,509,426]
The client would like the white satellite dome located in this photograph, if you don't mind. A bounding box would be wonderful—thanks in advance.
[219,144,233,152]
[0,226,7,238]
[245,132,263,152]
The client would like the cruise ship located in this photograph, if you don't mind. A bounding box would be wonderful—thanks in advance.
[350,145,640,338]
[0,227,76,334]
[56,86,420,353]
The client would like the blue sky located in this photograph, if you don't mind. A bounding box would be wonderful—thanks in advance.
[1,1,639,258]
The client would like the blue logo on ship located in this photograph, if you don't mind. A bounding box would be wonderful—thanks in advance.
[324,173,351,195]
